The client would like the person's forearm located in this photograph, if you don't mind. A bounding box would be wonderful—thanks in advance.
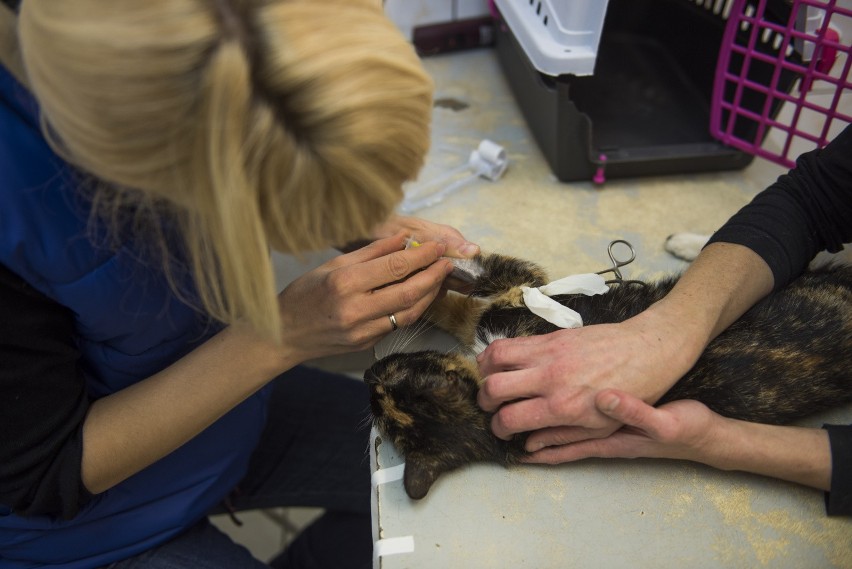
[703,418,832,491]
[637,242,774,373]
[81,323,297,494]
[587,391,832,491]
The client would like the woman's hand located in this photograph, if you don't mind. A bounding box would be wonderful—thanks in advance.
[277,232,455,362]
[355,215,480,294]
[370,215,479,259]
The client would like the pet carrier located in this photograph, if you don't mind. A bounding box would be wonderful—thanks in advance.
[492,0,849,182]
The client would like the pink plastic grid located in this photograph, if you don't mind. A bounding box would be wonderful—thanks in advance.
[711,0,851,167]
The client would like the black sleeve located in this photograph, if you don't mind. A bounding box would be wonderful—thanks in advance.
[0,263,94,519]
[707,124,852,291]
[824,424,852,516]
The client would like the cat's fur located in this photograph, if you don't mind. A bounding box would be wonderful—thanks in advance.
[365,253,852,500]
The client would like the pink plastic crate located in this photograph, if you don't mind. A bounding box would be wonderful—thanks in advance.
[711,0,852,167]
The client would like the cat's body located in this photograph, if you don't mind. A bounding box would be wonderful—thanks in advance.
[365,253,852,500]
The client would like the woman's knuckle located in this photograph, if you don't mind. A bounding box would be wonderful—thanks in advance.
[400,286,420,308]
[336,307,359,329]
[386,253,410,280]
[325,271,350,295]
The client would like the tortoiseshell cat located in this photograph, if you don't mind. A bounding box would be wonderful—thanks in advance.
[365,252,852,500]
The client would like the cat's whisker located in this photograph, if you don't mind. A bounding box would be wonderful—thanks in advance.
[383,318,436,357]
[360,436,372,468]
[357,409,373,432]
[388,326,413,354]
[358,404,376,467]
[400,319,437,351]
[381,324,411,358]
[388,325,410,354]
[446,341,466,355]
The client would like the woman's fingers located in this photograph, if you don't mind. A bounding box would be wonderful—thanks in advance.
[280,225,466,356]
[336,233,450,293]
[373,215,480,259]
[332,231,408,265]
[369,257,455,329]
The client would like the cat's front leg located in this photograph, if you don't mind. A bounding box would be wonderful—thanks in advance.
[468,253,550,297]
[424,293,489,347]
[425,253,550,346]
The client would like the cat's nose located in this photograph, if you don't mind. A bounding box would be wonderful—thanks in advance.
[364,368,380,386]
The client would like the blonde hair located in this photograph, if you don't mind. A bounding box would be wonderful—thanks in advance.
[17,0,433,341]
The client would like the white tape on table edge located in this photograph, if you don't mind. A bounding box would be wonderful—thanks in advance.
[374,535,415,558]
[371,465,413,560]
[372,463,405,488]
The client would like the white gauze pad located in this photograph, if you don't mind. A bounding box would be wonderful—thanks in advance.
[520,273,609,328]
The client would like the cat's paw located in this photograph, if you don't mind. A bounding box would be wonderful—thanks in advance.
[664,232,711,261]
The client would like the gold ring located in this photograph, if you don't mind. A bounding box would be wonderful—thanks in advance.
[388,313,399,331]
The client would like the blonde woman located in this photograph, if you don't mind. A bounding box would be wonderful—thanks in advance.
[0,1,478,567]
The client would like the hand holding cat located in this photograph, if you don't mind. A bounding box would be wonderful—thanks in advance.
[275,232,456,362]
[528,389,722,464]
[476,308,699,458]
[477,243,776,462]
[545,388,833,492]
[477,326,626,444]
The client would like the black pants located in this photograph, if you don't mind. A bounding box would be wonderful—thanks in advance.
[109,366,373,569]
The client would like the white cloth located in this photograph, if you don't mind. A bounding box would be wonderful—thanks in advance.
[520,273,609,328]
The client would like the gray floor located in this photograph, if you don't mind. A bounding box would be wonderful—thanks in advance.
[210,508,324,563]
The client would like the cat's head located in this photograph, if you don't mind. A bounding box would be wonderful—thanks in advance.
[365,350,501,499]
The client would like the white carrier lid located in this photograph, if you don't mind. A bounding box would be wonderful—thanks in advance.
[494,0,610,76]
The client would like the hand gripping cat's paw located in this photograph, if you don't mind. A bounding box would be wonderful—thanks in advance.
[664,232,711,261]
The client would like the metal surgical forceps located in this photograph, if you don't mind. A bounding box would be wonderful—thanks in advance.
[596,239,646,287]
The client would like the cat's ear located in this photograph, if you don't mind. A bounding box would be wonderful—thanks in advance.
[403,455,443,500]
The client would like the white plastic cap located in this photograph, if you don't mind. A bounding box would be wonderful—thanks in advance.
[469,139,508,181]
